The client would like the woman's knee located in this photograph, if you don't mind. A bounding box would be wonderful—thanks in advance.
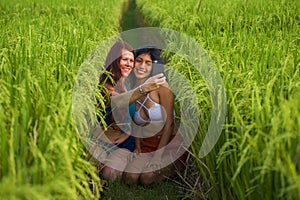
[123,172,139,185]
[140,172,156,186]
[101,166,122,181]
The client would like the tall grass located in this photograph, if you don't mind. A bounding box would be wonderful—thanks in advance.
[136,0,300,199]
[0,0,128,199]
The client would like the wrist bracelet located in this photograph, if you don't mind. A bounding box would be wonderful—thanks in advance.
[138,85,147,95]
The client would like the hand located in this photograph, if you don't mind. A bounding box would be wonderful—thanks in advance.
[133,148,141,154]
[141,73,166,93]
[127,148,141,162]
[146,156,162,172]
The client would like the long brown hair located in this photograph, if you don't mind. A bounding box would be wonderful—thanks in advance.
[99,41,134,94]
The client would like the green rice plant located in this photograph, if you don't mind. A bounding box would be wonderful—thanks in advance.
[136,0,300,199]
[0,0,128,199]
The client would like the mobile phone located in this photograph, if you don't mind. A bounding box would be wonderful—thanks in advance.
[151,60,164,76]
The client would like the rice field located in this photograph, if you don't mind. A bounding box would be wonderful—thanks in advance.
[0,0,127,199]
[136,0,300,199]
[0,0,299,199]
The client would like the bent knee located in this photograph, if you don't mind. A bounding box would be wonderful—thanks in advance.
[140,172,156,186]
[101,167,122,181]
[123,172,139,185]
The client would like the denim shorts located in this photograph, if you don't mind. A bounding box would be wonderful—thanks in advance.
[95,135,135,153]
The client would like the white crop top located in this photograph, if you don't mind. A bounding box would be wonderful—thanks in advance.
[133,94,164,126]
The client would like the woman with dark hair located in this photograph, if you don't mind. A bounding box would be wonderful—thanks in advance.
[123,46,187,186]
[94,41,166,181]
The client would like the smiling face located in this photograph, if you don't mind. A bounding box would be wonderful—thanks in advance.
[133,53,153,81]
[119,49,134,77]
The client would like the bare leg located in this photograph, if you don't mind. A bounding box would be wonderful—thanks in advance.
[123,153,152,185]
[101,148,131,181]
[140,153,187,186]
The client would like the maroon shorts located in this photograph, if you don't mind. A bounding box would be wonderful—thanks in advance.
[140,135,187,164]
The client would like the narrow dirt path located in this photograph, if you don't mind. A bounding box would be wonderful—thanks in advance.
[120,0,146,31]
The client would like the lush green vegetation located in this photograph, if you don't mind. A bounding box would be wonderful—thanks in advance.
[1,0,299,199]
[135,0,300,199]
[0,0,127,199]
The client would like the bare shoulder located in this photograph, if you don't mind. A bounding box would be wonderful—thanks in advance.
[158,82,172,95]
[159,82,170,90]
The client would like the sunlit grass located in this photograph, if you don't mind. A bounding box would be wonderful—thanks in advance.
[0,0,127,199]
[1,0,299,199]
[136,0,300,199]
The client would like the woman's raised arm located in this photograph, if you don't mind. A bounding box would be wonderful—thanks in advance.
[111,73,166,106]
